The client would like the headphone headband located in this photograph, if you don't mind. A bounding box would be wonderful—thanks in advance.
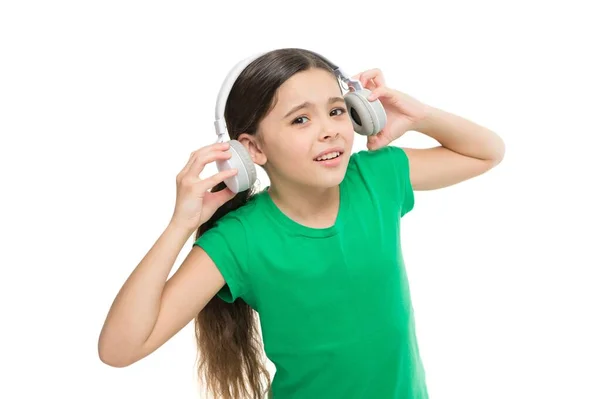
[213,49,362,139]
[213,52,263,138]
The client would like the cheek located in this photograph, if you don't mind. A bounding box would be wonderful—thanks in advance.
[265,135,311,168]
[339,120,355,143]
[277,134,311,154]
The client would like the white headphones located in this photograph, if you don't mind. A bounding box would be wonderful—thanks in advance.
[213,49,387,193]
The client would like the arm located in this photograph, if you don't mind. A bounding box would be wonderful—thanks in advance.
[403,105,506,190]
[97,222,225,367]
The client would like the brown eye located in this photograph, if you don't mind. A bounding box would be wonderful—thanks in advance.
[292,116,309,125]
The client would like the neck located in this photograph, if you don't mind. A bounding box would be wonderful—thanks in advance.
[268,181,340,229]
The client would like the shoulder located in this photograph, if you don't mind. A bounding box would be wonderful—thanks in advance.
[346,146,414,216]
[192,189,270,303]
[349,145,410,167]
[196,189,269,244]
[347,145,411,184]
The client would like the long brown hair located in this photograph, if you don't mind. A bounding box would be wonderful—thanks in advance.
[193,48,333,398]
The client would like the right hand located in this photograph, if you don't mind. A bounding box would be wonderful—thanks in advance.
[170,142,238,231]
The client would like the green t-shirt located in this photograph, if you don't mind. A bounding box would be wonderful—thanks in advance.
[194,146,428,398]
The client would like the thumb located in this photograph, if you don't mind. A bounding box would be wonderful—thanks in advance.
[212,186,236,206]
[367,131,393,151]
[204,186,236,214]
[367,86,390,101]
[366,135,382,151]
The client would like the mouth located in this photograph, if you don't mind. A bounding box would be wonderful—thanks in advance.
[313,149,344,162]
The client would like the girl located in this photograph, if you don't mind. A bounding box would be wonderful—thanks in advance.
[98,48,505,399]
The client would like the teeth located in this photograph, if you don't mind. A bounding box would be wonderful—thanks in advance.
[316,151,340,161]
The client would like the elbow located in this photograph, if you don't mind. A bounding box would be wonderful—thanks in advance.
[495,138,506,165]
[98,354,132,369]
[482,134,505,168]
[98,346,133,368]
[491,133,506,166]
[97,335,138,368]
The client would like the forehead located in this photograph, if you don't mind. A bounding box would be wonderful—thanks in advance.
[273,68,342,108]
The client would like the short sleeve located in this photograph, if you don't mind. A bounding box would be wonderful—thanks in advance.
[358,145,415,217]
[388,146,415,217]
[193,214,249,303]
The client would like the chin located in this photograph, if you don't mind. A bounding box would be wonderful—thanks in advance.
[310,158,349,188]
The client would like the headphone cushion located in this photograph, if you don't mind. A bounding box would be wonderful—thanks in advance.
[344,89,387,136]
[229,139,256,187]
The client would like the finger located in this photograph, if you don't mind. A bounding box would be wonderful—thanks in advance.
[367,138,382,151]
[198,168,238,192]
[189,142,231,160]
[366,132,388,150]
[364,79,376,91]
[206,185,236,207]
[367,134,381,144]
[366,134,378,149]
[366,138,377,150]
[187,145,233,177]
[367,86,392,101]
[180,142,230,175]
[351,72,375,91]
[179,151,197,176]
[358,68,385,88]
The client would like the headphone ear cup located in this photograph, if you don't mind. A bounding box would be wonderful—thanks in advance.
[344,89,387,136]
[215,140,257,193]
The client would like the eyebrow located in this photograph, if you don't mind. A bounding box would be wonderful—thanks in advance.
[283,96,345,119]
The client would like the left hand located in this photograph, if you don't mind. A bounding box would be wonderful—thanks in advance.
[352,69,431,150]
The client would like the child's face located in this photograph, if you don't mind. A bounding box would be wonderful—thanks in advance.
[256,68,355,191]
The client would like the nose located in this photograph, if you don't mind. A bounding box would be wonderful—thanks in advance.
[318,120,340,141]
[320,131,339,141]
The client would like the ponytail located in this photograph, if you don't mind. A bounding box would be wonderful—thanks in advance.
[193,182,270,399]
[191,47,330,398]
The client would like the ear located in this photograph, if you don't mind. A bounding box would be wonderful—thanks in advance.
[237,133,267,166]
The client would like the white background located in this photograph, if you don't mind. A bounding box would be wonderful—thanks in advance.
[1,1,598,398]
